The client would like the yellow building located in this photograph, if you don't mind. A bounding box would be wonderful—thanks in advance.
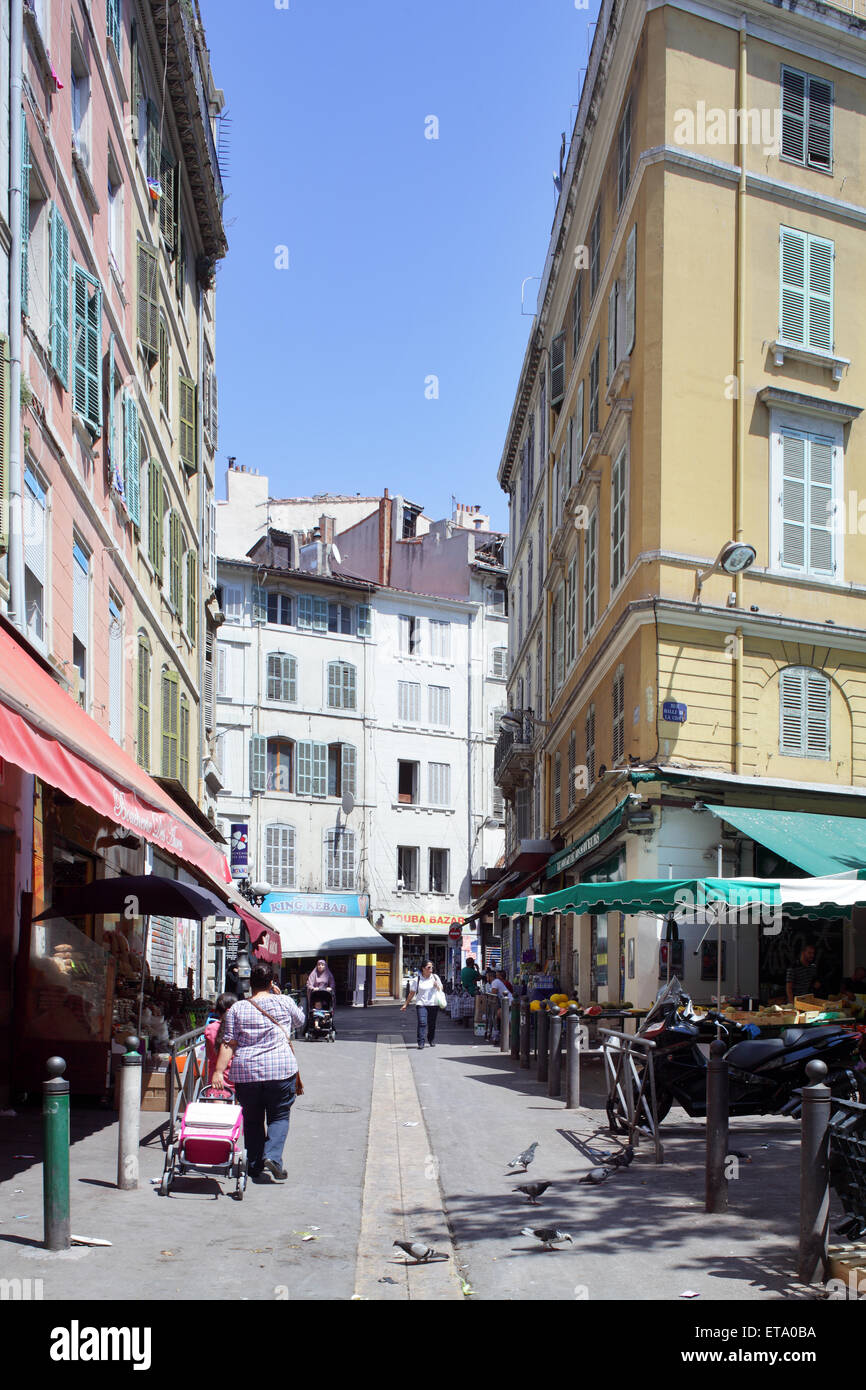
[492,0,866,1008]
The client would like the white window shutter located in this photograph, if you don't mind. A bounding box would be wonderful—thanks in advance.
[250,734,267,792]
[312,742,328,796]
[808,438,835,574]
[780,227,807,345]
[297,741,312,795]
[625,225,636,355]
[805,669,830,757]
[780,433,807,569]
[342,744,357,797]
[607,284,617,384]
[807,236,833,353]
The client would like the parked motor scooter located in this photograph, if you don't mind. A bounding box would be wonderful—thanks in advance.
[608,979,865,1130]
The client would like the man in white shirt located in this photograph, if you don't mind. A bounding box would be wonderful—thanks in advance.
[485,969,512,1042]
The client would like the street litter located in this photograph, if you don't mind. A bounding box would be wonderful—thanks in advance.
[71,1236,112,1246]
[14,1214,31,1220]
[402,1121,419,1127]
[302,1234,316,1242]
[13,1154,35,1158]
[680,1290,700,1299]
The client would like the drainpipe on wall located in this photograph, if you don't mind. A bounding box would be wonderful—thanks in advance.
[7,0,26,629]
[733,13,748,776]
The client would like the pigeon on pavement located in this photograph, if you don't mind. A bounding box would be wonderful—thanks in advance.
[609,1145,634,1169]
[393,1240,438,1264]
[578,1166,614,1184]
[507,1142,539,1172]
[521,1226,574,1250]
[514,1181,551,1205]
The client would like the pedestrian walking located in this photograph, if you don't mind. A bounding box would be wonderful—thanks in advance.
[211,962,305,1182]
[401,960,445,1049]
[460,956,482,996]
[204,992,237,1087]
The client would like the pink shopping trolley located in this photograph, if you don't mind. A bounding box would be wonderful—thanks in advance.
[160,1086,247,1199]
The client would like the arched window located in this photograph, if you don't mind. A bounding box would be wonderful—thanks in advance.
[265,825,296,889]
[137,633,151,770]
[266,738,295,793]
[328,661,356,710]
[780,667,830,758]
[267,653,297,703]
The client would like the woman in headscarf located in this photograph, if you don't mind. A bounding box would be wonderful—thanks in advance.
[306,959,336,1007]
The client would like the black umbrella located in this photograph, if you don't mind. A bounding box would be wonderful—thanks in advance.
[34,875,237,922]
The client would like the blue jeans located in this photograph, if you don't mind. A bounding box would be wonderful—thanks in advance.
[234,1077,297,1172]
[416,1005,439,1047]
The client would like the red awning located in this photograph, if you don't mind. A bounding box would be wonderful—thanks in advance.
[0,623,230,892]
[218,883,282,964]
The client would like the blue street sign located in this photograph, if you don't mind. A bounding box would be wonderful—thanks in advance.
[662,702,688,723]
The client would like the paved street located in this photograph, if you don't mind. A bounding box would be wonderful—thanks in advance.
[0,1005,829,1302]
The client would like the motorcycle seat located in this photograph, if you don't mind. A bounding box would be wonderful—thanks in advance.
[725,1038,786,1068]
[782,1025,844,1046]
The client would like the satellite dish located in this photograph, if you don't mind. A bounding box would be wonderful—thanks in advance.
[341,791,355,817]
[331,543,342,565]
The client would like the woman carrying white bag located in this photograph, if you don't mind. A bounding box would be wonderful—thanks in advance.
[401,959,447,1050]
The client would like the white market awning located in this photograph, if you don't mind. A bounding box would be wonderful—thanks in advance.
[261,912,395,958]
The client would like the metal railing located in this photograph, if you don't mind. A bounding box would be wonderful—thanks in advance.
[493,712,535,782]
[165,1025,207,1147]
[600,1028,664,1164]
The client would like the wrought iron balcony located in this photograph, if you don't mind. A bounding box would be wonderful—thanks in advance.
[494,711,537,792]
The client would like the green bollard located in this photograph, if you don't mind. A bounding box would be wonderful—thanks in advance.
[43,1056,70,1250]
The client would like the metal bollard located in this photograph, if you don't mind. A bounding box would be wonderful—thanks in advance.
[499,996,510,1054]
[548,1007,563,1098]
[117,1035,143,1190]
[536,1005,550,1084]
[510,999,520,1060]
[799,1059,831,1284]
[705,1039,729,1213]
[519,999,531,1069]
[565,1006,582,1109]
[43,1056,70,1251]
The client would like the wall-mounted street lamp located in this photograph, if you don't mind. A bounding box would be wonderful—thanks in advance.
[694,540,757,603]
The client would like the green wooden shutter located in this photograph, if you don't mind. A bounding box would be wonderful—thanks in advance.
[149,459,163,576]
[72,264,102,432]
[178,374,196,472]
[130,24,140,138]
[21,113,31,317]
[780,226,807,346]
[550,332,566,405]
[107,0,122,55]
[780,432,806,570]
[252,585,267,624]
[50,205,70,387]
[313,596,328,631]
[160,151,177,252]
[179,695,190,789]
[107,333,116,468]
[807,235,833,353]
[296,741,312,795]
[0,337,8,551]
[158,320,169,412]
[146,100,161,182]
[357,604,371,637]
[124,393,141,526]
[210,372,218,448]
[186,551,197,642]
[137,638,150,769]
[250,735,267,792]
[161,669,178,778]
[137,240,159,359]
[169,511,182,610]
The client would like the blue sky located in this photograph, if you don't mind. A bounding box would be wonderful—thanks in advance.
[203,0,597,532]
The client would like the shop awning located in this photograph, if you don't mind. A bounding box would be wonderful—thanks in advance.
[219,884,283,964]
[0,622,230,891]
[262,913,395,957]
[705,805,866,877]
[544,799,630,879]
[498,875,866,921]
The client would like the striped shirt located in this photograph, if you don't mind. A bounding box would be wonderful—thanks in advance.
[786,962,818,997]
[221,995,305,1084]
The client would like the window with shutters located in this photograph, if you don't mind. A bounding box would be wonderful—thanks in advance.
[583,509,598,638]
[267,653,297,704]
[773,425,838,578]
[492,785,505,823]
[137,633,151,769]
[23,466,46,645]
[589,343,600,435]
[160,147,178,253]
[779,227,833,354]
[327,661,356,710]
[146,459,162,577]
[781,67,832,172]
[516,786,531,839]
[161,668,179,778]
[779,667,830,758]
[249,733,267,793]
[179,694,190,788]
[158,319,169,413]
[72,265,102,433]
[397,845,419,892]
[536,633,544,715]
[328,743,356,798]
[573,275,583,361]
[398,681,420,722]
[553,753,562,825]
[429,684,451,726]
[267,738,295,794]
[617,98,632,208]
[50,205,70,387]
[612,665,625,763]
[606,282,618,385]
[611,445,628,592]
[71,34,91,171]
[72,539,90,708]
[186,551,197,643]
[296,741,327,796]
[328,602,354,634]
[429,619,451,660]
[106,0,122,56]
[485,586,506,616]
[252,585,267,625]
[399,614,422,655]
[122,394,140,527]
[220,584,244,624]
[137,240,159,361]
[21,114,31,318]
[107,146,123,276]
[169,511,183,611]
[297,594,328,631]
[551,332,566,407]
[267,592,292,626]
[398,760,419,804]
[590,205,601,299]
[491,648,507,680]
[265,825,296,889]
[178,374,196,472]
[146,100,161,184]
[565,560,577,667]
[526,540,534,616]
[568,731,577,811]
[429,848,450,894]
[585,703,596,788]
[554,585,565,691]
[358,604,372,637]
[325,829,356,890]
[108,596,123,743]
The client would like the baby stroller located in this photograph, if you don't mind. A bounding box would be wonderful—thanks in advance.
[160,1086,247,1199]
[304,986,336,1042]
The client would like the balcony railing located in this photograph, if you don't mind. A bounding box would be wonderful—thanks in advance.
[493,711,537,785]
